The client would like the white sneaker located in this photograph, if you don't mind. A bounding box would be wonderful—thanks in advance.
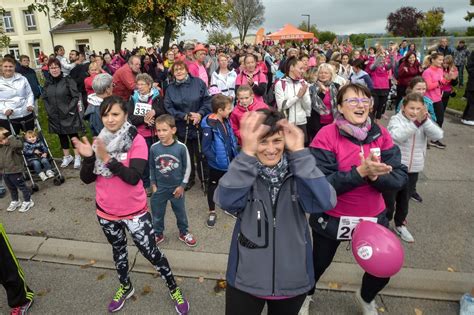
[73,155,81,169]
[60,155,74,168]
[39,172,48,181]
[298,296,313,315]
[19,200,34,213]
[355,289,379,315]
[7,201,21,212]
[461,119,474,126]
[395,225,415,243]
[46,170,55,178]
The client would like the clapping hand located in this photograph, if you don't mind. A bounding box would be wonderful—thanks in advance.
[357,152,392,181]
[72,137,94,158]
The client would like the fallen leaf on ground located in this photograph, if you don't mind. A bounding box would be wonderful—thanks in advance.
[141,285,152,296]
[198,276,205,283]
[214,280,227,293]
[378,307,385,312]
[36,288,51,297]
[24,230,47,237]
[414,308,423,315]
[176,277,183,282]
[49,207,56,212]
[447,267,455,272]
[97,273,106,280]
[328,282,341,289]
[67,254,75,260]
[131,295,137,301]
[80,260,96,269]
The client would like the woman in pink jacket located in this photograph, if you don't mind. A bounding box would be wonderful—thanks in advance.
[367,47,394,122]
[422,52,449,149]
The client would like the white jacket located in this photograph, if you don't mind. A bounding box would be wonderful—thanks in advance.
[210,70,237,99]
[388,112,443,173]
[0,73,35,120]
[57,55,76,76]
[275,77,311,125]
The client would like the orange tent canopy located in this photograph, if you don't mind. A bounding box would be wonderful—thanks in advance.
[255,27,265,44]
[267,23,315,40]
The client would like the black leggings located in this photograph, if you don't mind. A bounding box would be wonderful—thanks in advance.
[58,134,79,150]
[372,89,389,120]
[98,212,177,290]
[384,172,419,226]
[308,230,390,303]
[225,285,307,315]
[207,167,226,211]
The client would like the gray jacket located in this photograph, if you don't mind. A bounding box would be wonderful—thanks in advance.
[214,149,336,296]
[388,112,443,173]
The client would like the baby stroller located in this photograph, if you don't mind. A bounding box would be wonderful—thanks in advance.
[386,81,398,111]
[7,113,65,193]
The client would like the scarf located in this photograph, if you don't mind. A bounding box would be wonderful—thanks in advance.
[93,121,136,178]
[335,114,372,141]
[175,74,189,86]
[138,91,153,102]
[257,154,289,205]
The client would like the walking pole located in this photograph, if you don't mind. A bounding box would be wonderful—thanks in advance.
[184,116,189,145]
[195,123,207,195]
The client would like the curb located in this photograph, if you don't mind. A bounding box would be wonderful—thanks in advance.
[9,234,472,302]
[446,107,463,117]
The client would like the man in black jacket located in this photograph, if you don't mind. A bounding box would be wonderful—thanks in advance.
[17,55,42,101]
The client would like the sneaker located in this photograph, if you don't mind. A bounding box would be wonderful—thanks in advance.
[10,299,34,315]
[73,155,81,169]
[224,210,237,219]
[461,119,474,126]
[178,232,197,247]
[430,140,446,149]
[38,172,47,182]
[395,225,415,243]
[169,287,190,315]
[411,192,423,203]
[19,200,34,213]
[108,283,135,313]
[206,212,217,228]
[60,155,74,168]
[354,289,379,315]
[298,296,313,315]
[155,234,165,245]
[46,170,55,178]
[7,201,21,212]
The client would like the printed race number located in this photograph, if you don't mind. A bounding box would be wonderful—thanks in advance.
[336,216,377,240]
[133,102,152,116]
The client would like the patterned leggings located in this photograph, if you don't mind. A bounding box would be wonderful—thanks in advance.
[98,212,177,291]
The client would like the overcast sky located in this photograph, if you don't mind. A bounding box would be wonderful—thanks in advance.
[178,0,472,41]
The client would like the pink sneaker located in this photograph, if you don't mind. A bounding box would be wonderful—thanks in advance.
[178,233,197,247]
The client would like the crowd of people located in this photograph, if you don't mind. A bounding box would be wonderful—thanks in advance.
[0,35,473,315]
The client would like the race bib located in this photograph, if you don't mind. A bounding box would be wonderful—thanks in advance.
[133,102,152,116]
[337,216,378,240]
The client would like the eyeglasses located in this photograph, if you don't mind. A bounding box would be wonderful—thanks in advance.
[343,98,372,108]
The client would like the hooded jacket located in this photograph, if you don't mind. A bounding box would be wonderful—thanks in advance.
[349,70,374,90]
[214,150,337,297]
[387,112,443,173]
[210,70,237,99]
[0,135,24,174]
[201,114,238,171]
[84,93,105,135]
[0,73,35,120]
[128,88,165,138]
[235,69,268,103]
[422,66,446,103]
[17,65,42,99]
[229,99,268,144]
[275,77,311,125]
[367,55,393,90]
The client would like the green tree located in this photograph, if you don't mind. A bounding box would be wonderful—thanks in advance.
[349,34,373,48]
[229,0,265,44]
[465,0,474,21]
[297,21,318,37]
[318,31,337,43]
[0,7,11,50]
[418,7,445,37]
[466,26,474,36]
[207,29,233,45]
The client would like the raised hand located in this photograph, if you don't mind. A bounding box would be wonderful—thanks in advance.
[240,111,270,157]
[277,119,304,152]
[72,137,94,158]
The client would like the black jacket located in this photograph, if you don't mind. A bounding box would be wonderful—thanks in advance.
[17,66,41,99]
[42,75,84,134]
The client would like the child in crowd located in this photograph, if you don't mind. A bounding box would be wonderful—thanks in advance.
[0,127,34,212]
[149,114,197,247]
[385,93,443,242]
[229,85,268,144]
[201,94,239,228]
[23,130,55,181]
[396,76,437,122]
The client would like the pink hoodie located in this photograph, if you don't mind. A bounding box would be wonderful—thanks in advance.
[422,66,447,103]
[230,99,269,144]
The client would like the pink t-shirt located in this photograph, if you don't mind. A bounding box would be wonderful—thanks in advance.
[319,92,334,125]
[188,62,209,86]
[311,124,393,218]
[95,135,148,219]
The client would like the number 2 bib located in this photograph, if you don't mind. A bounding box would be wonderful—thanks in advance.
[337,216,378,240]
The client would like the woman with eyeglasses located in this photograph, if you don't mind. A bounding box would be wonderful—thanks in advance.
[301,83,407,315]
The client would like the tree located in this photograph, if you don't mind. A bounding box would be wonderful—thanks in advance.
[229,0,265,44]
[207,29,233,45]
[297,21,318,37]
[386,6,423,37]
[349,34,373,48]
[418,7,445,37]
[466,26,474,36]
[0,6,11,50]
[465,0,474,21]
[30,0,139,53]
[318,31,337,43]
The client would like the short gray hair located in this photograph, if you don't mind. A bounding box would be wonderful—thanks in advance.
[92,73,113,94]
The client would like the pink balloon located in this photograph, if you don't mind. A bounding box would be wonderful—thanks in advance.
[351,220,404,278]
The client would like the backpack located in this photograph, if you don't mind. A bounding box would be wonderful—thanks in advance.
[265,79,286,108]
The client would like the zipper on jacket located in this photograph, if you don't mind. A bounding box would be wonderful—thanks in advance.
[257,210,261,237]
[408,134,416,172]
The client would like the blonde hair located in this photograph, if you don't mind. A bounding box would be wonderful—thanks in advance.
[24,130,38,139]
[444,55,454,68]
[317,63,336,82]
[88,61,99,72]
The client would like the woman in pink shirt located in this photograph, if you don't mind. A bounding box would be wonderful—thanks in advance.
[187,44,209,86]
[72,96,189,314]
[422,52,449,148]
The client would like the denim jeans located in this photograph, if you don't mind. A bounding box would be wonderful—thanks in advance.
[28,158,52,174]
[456,65,464,86]
[150,186,188,235]
[3,173,30,202]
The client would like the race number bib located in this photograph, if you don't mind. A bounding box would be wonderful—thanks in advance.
[337,216,378,240]
[133,102,152,116]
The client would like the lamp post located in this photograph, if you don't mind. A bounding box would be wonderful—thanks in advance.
[302,14,310,32]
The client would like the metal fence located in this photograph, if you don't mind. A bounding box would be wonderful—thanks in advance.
[364,36,474,60]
